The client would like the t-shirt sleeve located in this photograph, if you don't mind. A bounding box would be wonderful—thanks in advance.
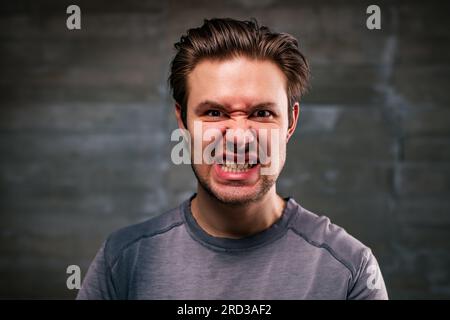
[347,249,388,300]
[76,242,117,300]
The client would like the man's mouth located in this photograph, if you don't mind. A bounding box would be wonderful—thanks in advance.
[219,162,258,173]
[212,159,260,182]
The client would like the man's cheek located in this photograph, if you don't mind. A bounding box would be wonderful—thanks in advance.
[259,128,282,176]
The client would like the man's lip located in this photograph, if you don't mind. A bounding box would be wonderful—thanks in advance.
[213,163,260,181]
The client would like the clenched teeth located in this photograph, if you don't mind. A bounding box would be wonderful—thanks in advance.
[220,162,256,173]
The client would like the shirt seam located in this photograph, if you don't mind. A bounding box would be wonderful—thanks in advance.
[108,220,185,269]
[287,227,356,279]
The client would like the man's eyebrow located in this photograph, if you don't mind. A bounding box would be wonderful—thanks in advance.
[194,100,224,110]
[194,100,279,111]
[251,102,278,110]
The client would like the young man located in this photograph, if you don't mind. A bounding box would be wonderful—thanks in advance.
[78,18,388,300]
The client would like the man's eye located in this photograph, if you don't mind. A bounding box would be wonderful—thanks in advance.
[253,110,272,118]
[206,110,223,117]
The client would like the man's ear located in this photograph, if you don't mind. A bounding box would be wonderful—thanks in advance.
[175,103,187,130]
[287,102,300,142]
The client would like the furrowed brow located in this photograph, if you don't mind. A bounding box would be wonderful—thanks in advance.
[194,100,225,111]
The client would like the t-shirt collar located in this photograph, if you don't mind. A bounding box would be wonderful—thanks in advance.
[181,193,298,252]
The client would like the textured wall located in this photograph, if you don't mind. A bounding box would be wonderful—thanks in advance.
[1,0,449,299]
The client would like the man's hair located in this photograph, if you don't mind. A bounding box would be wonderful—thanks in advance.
[168,17,310,128]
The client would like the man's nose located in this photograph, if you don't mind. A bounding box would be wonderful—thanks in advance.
[224,118,257,152]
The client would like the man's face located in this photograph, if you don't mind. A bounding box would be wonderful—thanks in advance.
[176,56,298,205]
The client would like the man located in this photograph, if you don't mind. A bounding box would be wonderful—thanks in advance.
[78,18,388,300]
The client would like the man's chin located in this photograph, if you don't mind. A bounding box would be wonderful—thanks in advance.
[206,176,279,205]
[209,185,261,205]
[191,164,276,205]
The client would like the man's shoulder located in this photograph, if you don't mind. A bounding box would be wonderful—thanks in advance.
[103,204,184,266]
[288,199,373,278]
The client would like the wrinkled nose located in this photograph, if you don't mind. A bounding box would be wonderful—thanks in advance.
[224,118,257,156]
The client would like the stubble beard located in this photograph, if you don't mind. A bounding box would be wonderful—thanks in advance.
[191,164,280,206]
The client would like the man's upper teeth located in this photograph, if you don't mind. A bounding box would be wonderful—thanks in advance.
[223,163,248,169]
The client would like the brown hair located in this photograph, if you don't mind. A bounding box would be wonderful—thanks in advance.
[168,18,310,128]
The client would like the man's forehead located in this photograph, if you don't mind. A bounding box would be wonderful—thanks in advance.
[188,56,286,82]
[186,57,288,110]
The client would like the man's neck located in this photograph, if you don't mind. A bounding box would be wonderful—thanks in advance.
[190,186,286,239]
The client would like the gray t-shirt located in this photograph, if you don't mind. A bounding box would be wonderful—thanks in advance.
[77,195,388,300]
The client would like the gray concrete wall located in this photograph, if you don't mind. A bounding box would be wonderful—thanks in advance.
[1,0,449,299]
